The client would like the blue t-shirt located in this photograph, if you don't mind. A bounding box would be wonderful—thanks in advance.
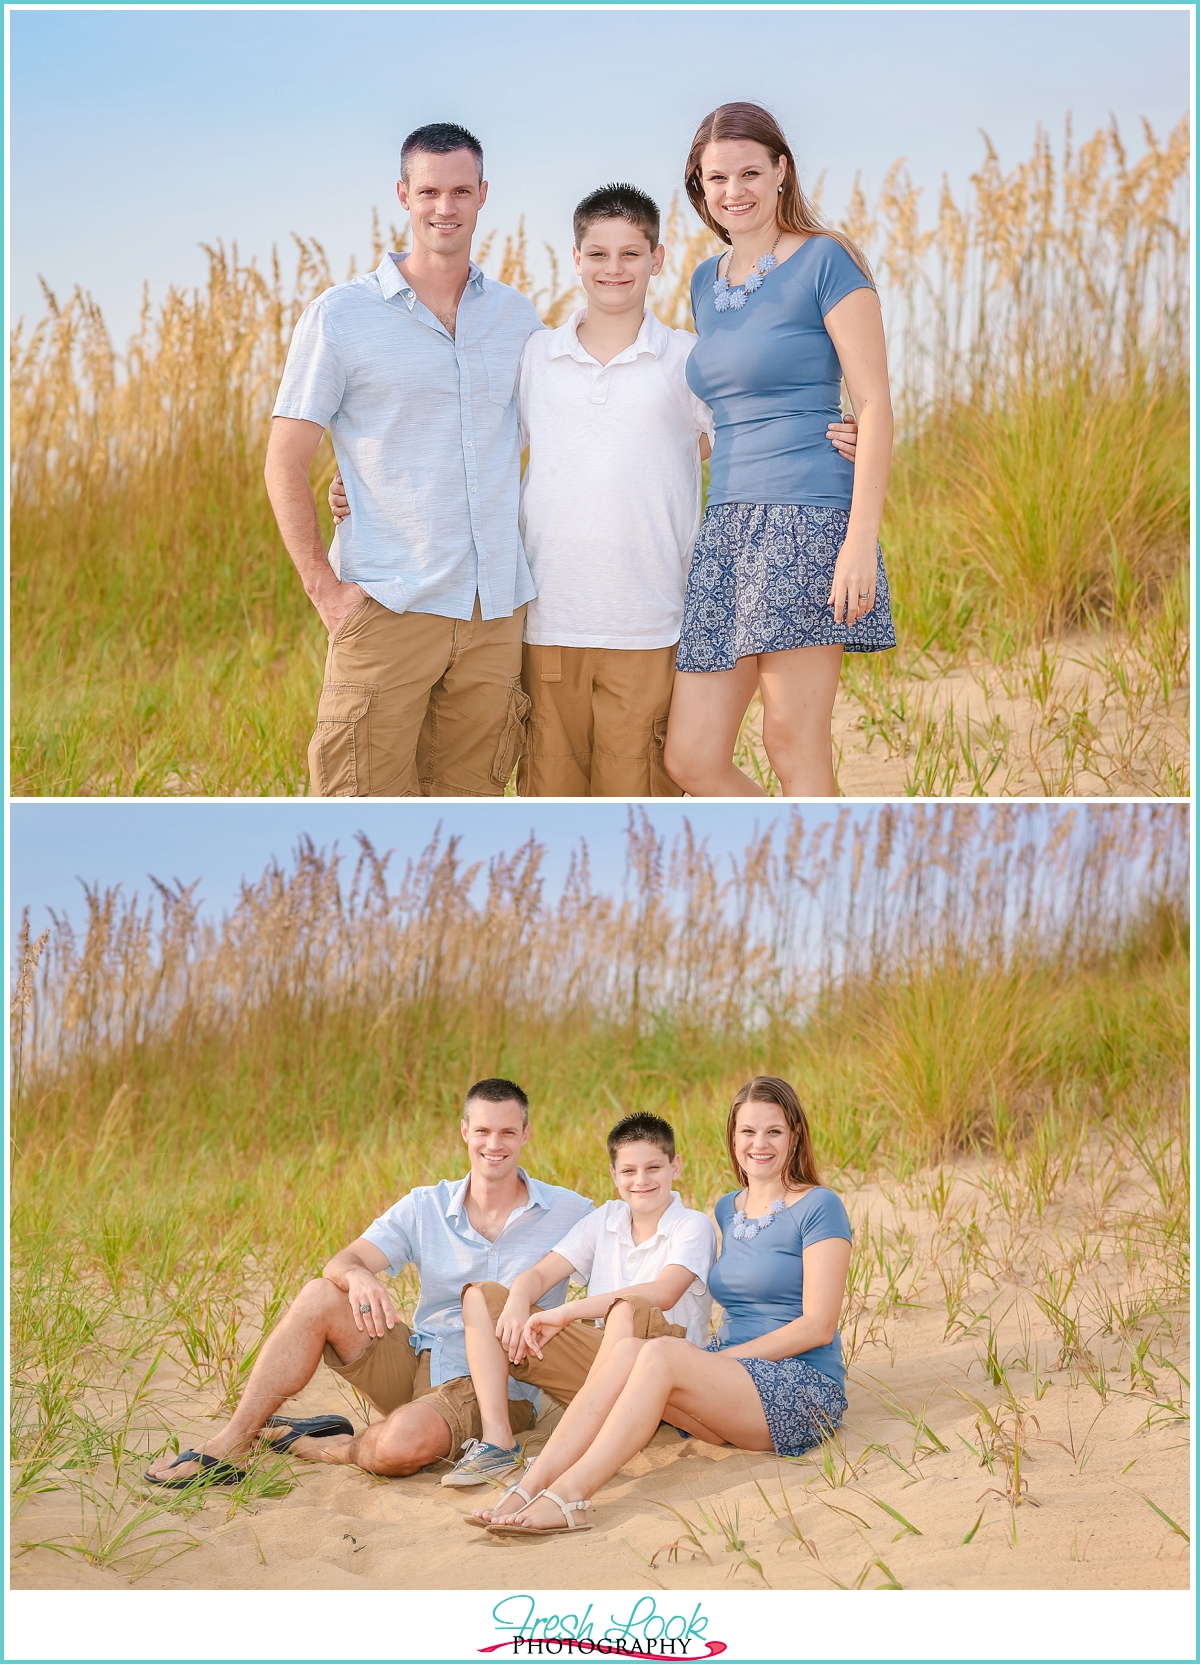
[686,236,873,510]
[708,1186,853,1392]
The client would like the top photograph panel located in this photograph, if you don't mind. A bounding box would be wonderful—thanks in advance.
[8,6,1190,800]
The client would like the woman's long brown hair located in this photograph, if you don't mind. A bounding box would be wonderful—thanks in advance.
[685,101,874,283]
[726,1075,822,1192]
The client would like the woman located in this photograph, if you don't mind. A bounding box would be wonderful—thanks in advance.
[663,102,895,799]
[466,1075,852,1537]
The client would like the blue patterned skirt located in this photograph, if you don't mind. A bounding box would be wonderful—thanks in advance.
[676,502,896,672]
[705,1338,847,1457]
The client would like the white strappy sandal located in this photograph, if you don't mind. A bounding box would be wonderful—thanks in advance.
[486,1487,593,1537]
[463,1478,533,1529]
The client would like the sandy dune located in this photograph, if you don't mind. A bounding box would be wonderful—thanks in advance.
[12,1161,1190,1594]
[736,632,1189,797]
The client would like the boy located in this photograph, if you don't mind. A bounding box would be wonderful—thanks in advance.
[441,1111,715,1487]
[515,184,712,796]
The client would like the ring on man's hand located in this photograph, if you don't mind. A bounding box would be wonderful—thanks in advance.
[359,1303,372,1313]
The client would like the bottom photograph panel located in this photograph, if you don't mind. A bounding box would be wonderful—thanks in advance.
[8,800,1190,1608]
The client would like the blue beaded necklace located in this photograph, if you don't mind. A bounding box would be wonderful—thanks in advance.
[731,1195,785,1241]
[713,231,784,313]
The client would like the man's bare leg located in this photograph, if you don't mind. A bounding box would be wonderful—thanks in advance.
[145,1278,373,1481]
[471,1300,641,1523]
[287,1399,453,1476]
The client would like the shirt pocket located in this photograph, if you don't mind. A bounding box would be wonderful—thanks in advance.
[483,339,524,407]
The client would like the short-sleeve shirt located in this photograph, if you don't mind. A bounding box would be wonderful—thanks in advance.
[517,308,714,649]
[273,253,545,621]
[361,1169,592,1402]
[686,236,873,510]
[708,1186,853,1391]
[550,1195,716,1345]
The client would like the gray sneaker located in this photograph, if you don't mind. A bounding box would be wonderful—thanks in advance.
[440,1438,525,1489]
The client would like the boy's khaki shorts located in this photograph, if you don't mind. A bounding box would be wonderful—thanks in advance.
[516,642,683,798]
[321,1321,536,1464]
[472,1281,686,1406]
[308,595,528,798]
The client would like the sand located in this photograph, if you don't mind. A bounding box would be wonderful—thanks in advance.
[737,632,1189,797]
[11,1158,1190,1595]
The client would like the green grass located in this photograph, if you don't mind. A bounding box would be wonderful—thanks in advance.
[10,811,1189,1580]
[10,118,1189,795]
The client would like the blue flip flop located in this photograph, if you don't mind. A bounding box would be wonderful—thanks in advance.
[259,1414,354,1453]
[144,1449,246,1489]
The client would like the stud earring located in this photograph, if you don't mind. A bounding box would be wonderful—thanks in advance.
[778,185,783,193]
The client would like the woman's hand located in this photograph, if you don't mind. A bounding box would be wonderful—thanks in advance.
[521,1306,573,1360]
[495,1295,533,1361]
[829,534,877,626]
[826,416,858,460]
[329,472,350,523]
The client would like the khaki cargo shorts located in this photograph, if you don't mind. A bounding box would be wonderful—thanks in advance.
[473,1281,686,1407]
[517,642,682,798]
[321,1320,536,1464]
[309,595,528,798]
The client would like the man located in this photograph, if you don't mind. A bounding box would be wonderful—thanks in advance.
[265,122,544,797]
[144,1080,592,1483]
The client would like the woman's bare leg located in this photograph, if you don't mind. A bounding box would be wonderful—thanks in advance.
[757,645,844,796]
[471,1308,643,1522]
[663,661,765,797]
[493,1340,772,1533]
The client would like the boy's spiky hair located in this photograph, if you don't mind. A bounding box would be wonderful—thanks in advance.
[607,1111,675,1164]
[573,183,661,251]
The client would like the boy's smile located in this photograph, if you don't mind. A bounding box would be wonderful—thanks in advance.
[573,218,666,316]
[610,1137,682,1239]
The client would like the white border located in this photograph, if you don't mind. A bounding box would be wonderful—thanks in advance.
[4,4,1196,1663]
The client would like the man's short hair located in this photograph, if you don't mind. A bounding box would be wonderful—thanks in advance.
[400,122,484,184]
[607,1112,675,1163]
[464,1077,529,1125]
[573,183,661,251]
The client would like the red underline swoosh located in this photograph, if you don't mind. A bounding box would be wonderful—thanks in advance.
[478,1643,727,1660]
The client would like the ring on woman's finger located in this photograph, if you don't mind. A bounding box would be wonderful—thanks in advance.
[359,1303,372,1313]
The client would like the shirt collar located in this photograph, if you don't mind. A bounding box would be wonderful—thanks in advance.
[376,251,485,311]
[606,1192,685,1244]
[549,305,669,365]
[445,1167,547,1220]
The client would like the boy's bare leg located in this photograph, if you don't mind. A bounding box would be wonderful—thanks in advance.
[471,1300,640,1522]
[463,1284,521,1450]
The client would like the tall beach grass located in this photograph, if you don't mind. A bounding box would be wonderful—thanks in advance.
[9,805,1190,1577]
[9,120,1189,795]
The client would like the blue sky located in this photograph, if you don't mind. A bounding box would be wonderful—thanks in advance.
[9,799,860,930]
[9,5,1190,345]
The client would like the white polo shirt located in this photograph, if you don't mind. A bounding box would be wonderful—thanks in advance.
[518,307,714,650]
[550,1195,716,1346]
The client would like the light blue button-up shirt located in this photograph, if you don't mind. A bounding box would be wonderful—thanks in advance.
[273,252,545,620]
[361,1169,593,1404]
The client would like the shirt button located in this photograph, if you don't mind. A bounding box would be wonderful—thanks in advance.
[466,441,473,447]
[471,486,477,493]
